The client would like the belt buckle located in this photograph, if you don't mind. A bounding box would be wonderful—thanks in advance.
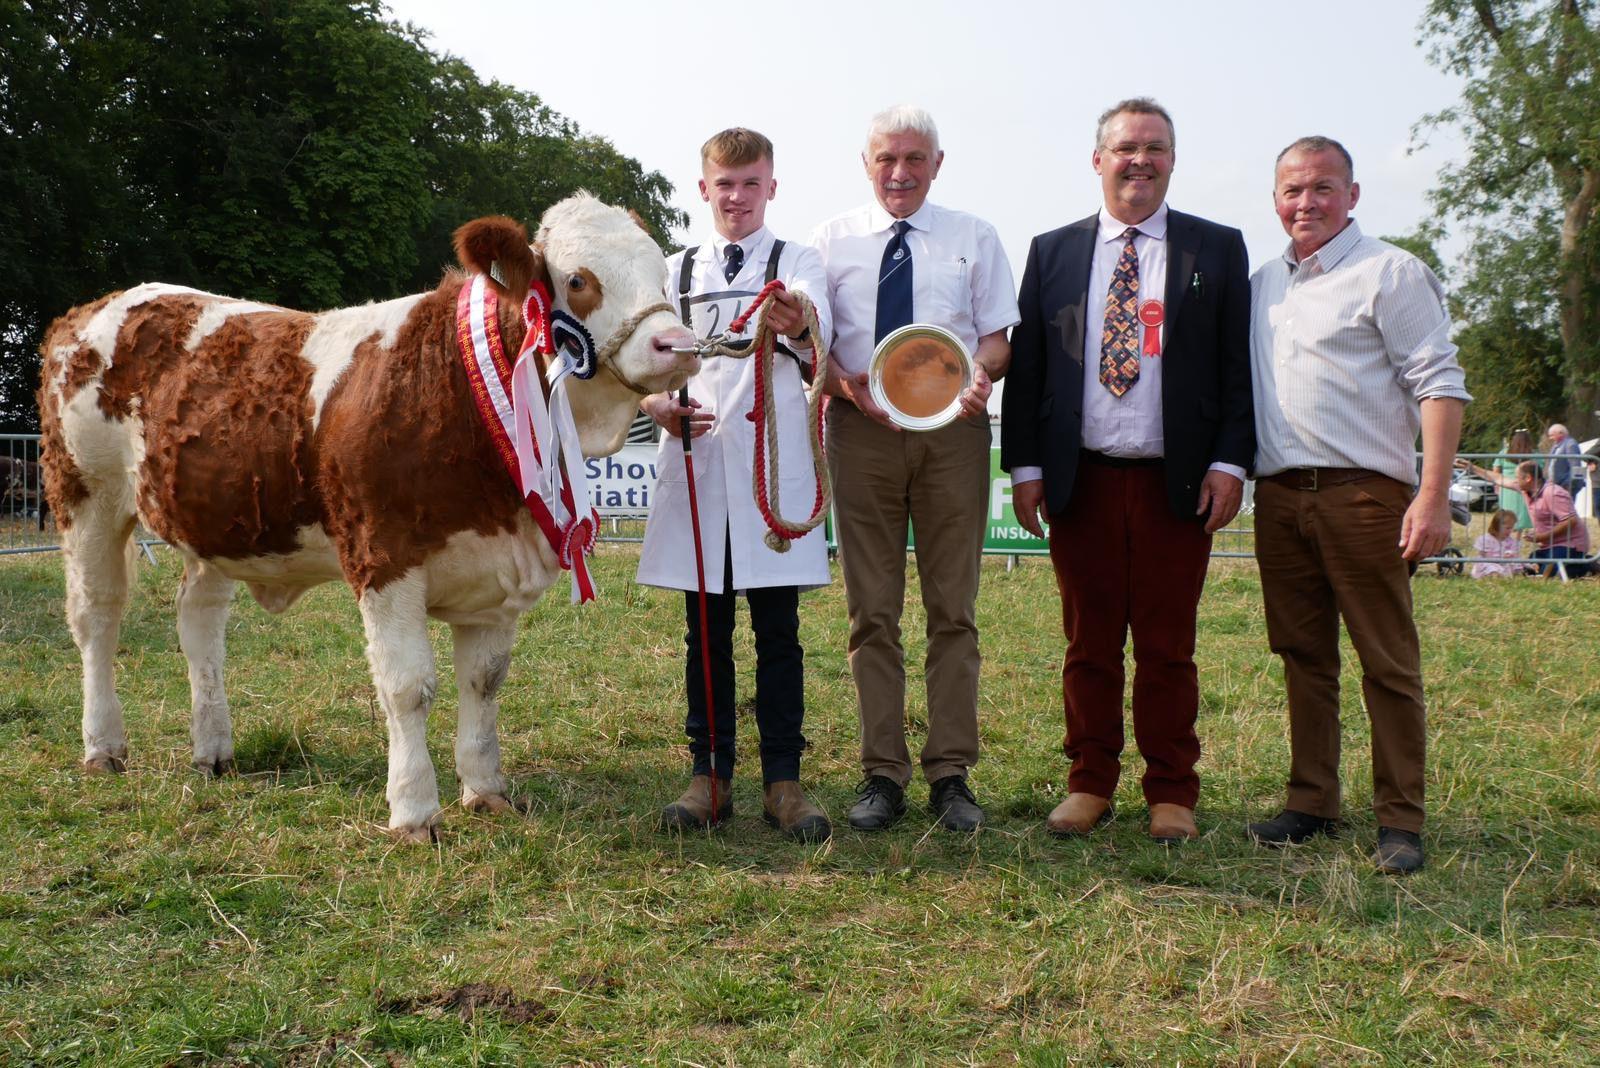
[1299,468,1319,491]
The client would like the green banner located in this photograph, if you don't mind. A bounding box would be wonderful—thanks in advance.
[825,445,1050,556]
[982,446,1049,554]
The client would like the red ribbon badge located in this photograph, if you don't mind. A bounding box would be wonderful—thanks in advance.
[1139,299,1164,357]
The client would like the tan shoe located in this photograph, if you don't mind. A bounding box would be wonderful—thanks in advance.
[1149,803,1198,843]
[762,780,832,842]
[659,775,732,831]
[1046,792,1113,837]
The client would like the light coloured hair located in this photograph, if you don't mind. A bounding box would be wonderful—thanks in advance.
[1095,98,1175,149]
[701,128,774,169]
[1276,136,1355,184]
[1548,423,1569,438]
[865,105,940,155]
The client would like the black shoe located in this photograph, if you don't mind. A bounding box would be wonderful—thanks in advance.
[929,775,985,832]
[1373,827,1424,875]
[1247,809,1338,847]
[847,775,906,831]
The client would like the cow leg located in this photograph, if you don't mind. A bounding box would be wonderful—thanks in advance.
[450,622,518,815]
[357,573,441,842]
[62,501,137,774]
[176,557,237,776]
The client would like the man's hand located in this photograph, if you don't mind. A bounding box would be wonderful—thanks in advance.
[761,287,810,340]
[643,391,713,440]
[958,364,993,420]
[825,362,900,430]
[1398,494,1452,561]
[1196,470,1243,534]
[1012,478,1047,539]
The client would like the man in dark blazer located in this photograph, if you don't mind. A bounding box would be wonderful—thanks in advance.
[1001,98,1253,843]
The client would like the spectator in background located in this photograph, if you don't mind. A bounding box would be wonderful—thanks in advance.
[1494,429,1534,531]
[1546,423,1581,497]
[1462,458,1591,579]
[1470,509,1525,578]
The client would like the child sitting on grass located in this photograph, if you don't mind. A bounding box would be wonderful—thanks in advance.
[1471,509,1526,578]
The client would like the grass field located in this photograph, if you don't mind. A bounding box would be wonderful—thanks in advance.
[2,545,1598,1065]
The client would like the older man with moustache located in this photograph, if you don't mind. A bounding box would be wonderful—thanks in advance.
[811,105,1018,832]
[1001,98,1253,843]
[1247,136,1470,875]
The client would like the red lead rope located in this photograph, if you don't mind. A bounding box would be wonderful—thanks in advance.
[727,281,828,548]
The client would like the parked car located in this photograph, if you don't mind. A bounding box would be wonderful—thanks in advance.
[1449,468,1497,512]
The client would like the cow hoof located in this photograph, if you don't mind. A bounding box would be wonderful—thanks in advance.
[390,823,438,845]
[82,754,127,774]
[192,757,236,778]
[463,792,523,816]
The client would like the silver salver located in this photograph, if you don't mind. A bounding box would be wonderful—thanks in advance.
[867,324,973,432]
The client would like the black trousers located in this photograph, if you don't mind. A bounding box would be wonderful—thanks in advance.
[683,534,806,784]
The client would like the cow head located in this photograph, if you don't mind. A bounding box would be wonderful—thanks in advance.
[454,197,698,456]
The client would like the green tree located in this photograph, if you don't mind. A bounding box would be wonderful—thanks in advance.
[0,0,685,431]
[1417,0,1600,437]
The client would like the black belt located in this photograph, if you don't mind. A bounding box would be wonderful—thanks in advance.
[1260,467,1381,491]
[1080,448,1161,469]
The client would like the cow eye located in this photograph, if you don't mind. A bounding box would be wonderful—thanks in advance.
[567,273,586,291]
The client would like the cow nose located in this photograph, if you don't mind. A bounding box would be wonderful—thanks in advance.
[653,328,696,356]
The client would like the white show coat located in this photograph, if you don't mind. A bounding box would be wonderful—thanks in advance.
[636,227,834,593]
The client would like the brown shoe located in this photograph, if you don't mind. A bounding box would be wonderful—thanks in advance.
[1046,792,1113,837]
[762,780,832,842]
[659,775,732,831]
[1148,803,1198,843]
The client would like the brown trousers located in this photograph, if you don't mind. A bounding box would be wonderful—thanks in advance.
[826,402,991,787]
[1047,457,1213,808]
[1254,476,1427,832]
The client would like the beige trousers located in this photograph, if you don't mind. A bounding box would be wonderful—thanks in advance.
[826,401,991,787]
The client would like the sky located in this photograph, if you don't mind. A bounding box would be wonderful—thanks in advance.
[382,0,1469,282]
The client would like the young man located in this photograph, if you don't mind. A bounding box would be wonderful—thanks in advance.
[636,128,834,841]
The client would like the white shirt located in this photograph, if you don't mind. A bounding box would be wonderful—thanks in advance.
[1011,204,1244,486]
[1251,220,1471,485]
[809,200,1018,378]
[1082,204,1169,458]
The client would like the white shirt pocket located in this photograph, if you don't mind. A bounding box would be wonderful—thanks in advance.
[921,258,970,330]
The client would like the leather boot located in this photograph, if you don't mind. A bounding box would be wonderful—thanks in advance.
[1148,803,1198,843]
[1046,792,1113,837]
[659,775,732,831]
[762,780,832,842]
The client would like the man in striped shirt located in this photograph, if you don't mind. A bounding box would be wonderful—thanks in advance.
[1246,136,1471,876]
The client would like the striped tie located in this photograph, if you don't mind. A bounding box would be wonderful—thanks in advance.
[1099,227,1141,396]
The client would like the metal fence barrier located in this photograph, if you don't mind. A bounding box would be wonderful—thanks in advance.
[5,433,1596,579]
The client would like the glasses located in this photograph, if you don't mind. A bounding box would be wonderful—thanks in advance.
[1103,142,1172,160]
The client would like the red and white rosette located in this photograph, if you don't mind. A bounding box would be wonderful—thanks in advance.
[1138,299,1164,357]
[457,274,599,604]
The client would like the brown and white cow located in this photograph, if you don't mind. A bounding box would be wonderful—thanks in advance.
[38,194,697,841]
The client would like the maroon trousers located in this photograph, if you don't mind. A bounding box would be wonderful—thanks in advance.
[1046,456,1213,808]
